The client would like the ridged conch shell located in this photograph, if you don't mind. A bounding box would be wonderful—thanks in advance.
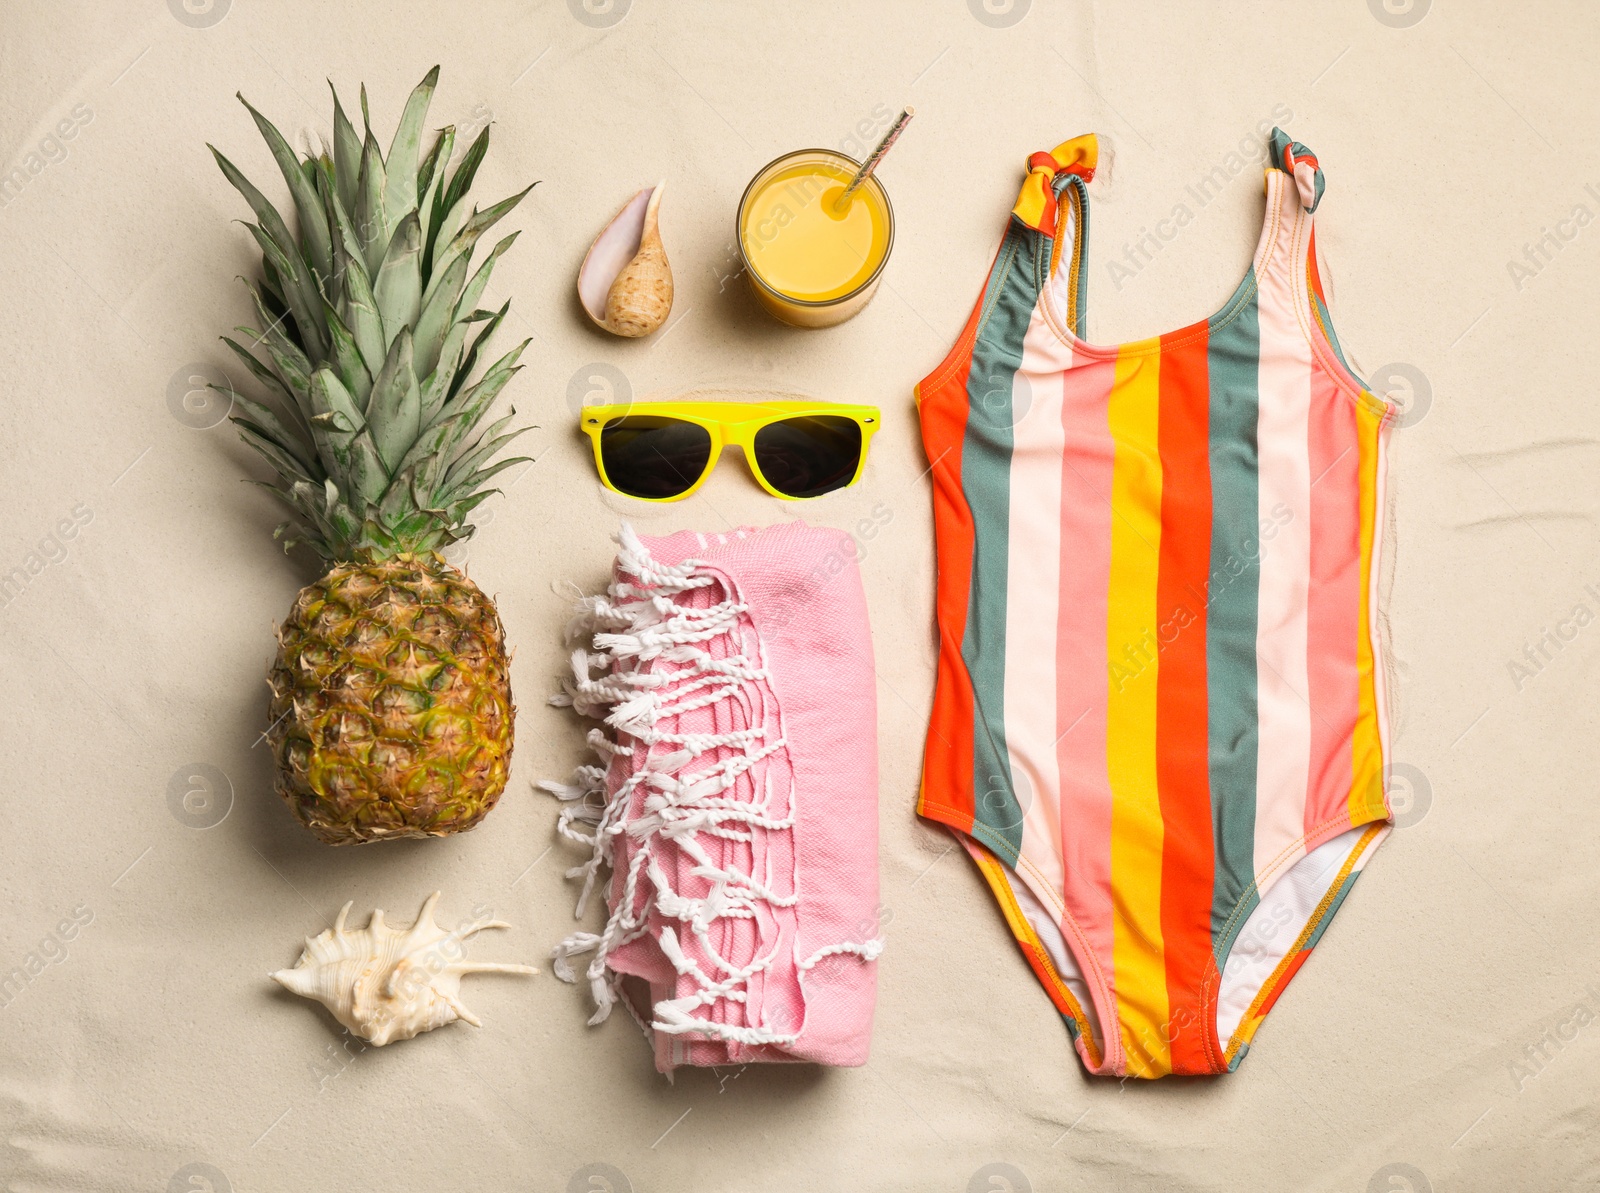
[271,892,536,1045]
[578,182,673,337]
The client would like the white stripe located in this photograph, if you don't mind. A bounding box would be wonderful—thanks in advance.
[1252,178,1314,883]
[998,305,1073,887]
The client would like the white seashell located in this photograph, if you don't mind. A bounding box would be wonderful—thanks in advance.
[271,891,536,1046]
[577,182,673,337]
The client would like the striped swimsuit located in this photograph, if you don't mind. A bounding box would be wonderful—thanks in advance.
[916,131,1394,1078]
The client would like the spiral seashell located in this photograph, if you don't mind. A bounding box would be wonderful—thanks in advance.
[271,892,536,1045]
[578,182,673,337]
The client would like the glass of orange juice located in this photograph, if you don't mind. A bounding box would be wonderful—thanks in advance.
[736,149,895,328]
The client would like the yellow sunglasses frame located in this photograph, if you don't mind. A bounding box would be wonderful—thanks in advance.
[580,401,881,502]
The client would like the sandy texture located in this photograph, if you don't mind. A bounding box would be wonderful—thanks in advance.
[1,2,1596,1190]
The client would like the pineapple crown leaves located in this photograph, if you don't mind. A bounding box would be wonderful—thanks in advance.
[209,65,537,563]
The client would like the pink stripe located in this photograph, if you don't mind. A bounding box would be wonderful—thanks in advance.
[1055,347,1120,1072]
[1251,182,1314,880]
[1303,368,1361,833]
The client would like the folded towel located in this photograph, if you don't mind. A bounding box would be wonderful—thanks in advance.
[542,521,881,1071]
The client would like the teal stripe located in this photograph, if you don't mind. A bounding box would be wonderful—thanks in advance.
[1205,278,1262,961]
[959,221,1046,862]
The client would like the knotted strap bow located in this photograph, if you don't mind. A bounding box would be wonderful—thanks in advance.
[1010,133,1099,234]
[1269,126,1325,213]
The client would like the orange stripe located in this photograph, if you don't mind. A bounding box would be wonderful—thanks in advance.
[1153,328,1219,1074]
[916,301,983,832]
[1306,228,1328,306]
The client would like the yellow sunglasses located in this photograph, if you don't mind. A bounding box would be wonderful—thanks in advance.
[580,400,880,502]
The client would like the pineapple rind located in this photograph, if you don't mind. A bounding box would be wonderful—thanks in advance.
[268,556,513,845]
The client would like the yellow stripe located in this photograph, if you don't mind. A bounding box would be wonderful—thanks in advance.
[1011,177,1051,232]
[1105,344,1170,1077]
[1348,403,1386,822]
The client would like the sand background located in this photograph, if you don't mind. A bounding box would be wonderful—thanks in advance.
[1,1,1596,1189]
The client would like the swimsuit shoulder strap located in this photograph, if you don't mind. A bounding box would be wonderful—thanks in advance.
[914,133,1099,404]
[1010,133,1100,338]
[1256,127,1369,386]
[1256,126,1326,300]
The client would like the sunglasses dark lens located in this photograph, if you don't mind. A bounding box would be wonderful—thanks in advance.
[751,416,864,498]
[597,416,714,499]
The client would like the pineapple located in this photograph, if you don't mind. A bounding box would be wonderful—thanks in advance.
[210,67,533,844]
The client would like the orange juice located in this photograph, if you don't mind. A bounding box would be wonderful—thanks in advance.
[737,149,894,327]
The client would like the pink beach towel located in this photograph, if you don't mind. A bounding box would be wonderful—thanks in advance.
[542,521,882,1071]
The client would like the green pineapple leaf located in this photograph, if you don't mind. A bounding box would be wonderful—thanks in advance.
[413,250,469,378]
[344,426,389,508]
[329,82,363,216]
[317,165,365,295]
[240,284,312,406]
[259,256,288,319]
[416,125,455,244]
[338,258,385,391]
[442,413,530,495]
[393,404,471,481]
[457,231,519,315]
[440,124,490,221]
[416,125,445,205]
[449,302,509,403]
[240,221,328,362]
[427,185,534,303]
[321,304,374,405]
[377,462,422,530]
[238,93,334,284]
[441,453,532,508]
[221,333,295,407]
[238,422,319,489]
[209,146,297,262]
[373,212,422,344]
[419,320,471,425]
[229,389,316,470]
[423,122,487,275]
[366,330,421,472]
[354,131,389,276]
[382,65,439,230]
[432,342,527,452]
[423,192,469,286]
[305,367,362,471]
